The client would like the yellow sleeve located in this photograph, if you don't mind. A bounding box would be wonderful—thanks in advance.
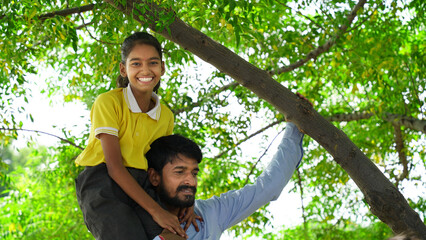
[91,92,121,138]
[167,113,174,135]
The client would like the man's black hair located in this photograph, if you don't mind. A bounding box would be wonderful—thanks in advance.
[146,134,202,173]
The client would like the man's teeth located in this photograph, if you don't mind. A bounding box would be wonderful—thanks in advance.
[138,77,152,82]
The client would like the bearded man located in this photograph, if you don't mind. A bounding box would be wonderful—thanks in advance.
[145,121,304,240]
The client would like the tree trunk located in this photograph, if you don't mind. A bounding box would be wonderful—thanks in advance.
[104,0,426,238]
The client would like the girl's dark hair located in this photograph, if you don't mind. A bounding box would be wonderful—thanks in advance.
[146,134,203,174]
[116,32,163,92]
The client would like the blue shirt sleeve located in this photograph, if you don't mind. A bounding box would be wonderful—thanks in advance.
[184,122,304,239]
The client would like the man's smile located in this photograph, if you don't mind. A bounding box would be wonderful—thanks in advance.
[177,185,196,195]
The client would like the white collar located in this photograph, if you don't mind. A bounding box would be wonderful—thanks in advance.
[124,85,162,121]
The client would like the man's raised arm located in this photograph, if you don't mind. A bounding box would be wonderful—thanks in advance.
[191,122,304,238]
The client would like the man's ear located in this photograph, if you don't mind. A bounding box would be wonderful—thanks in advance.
[148,168,160,187]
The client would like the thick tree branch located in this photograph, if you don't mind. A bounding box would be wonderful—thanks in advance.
[0,128,84,150]
[268,0,367,75]
[393,124,409,188]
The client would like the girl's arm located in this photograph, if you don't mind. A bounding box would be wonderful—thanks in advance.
[99,133,187,238]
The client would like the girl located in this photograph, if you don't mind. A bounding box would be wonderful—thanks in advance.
[75,32,200,240]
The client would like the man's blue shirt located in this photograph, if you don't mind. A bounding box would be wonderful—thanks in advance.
[155,122,304,240]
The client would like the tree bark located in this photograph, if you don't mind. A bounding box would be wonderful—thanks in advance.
[104,0,426,238]
[385,113,426,134]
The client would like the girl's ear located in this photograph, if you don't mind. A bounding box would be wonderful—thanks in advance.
[161,61,165,76]
[148,168,160,187]
[119,62,127,77]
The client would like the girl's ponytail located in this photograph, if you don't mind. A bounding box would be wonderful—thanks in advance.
[116,75,129,88]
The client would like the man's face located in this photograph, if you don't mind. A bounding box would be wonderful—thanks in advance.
[157,154,199,208]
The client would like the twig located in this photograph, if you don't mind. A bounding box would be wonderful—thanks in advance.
[76,20,94,30]
[296,168,308,239]
[0,4,97,21]
[39,4,96,21]
[244,127,286,185]
[0,128,84,150]
[215,119,284,161]
[77,12,119,45]
[346,1,384,32]
[172,82,239,115]
[277,1,327,32]
[269,0,367,75]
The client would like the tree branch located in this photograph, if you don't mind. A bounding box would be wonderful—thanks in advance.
[383,113,426,134]
[39,4,96,21]
[346,3,380,32]
[269,0,367,75]
[211,110,424,165]
[173,82,239,115]
[277,2,327,32]
[325,112,374,122]
[0,4,96,21]
[77,12,119,45]
[244,127,286,185]
[325,112,426,134]
[0,128,84,150]
[393,124,409,188]
[214,119,284,161]
[296,168,308,239]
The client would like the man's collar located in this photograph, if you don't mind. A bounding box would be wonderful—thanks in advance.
[124,85,162,120]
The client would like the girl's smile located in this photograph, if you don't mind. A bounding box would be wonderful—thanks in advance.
[120,44,165,97]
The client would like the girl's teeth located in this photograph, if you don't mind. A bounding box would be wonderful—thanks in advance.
[138,77,152,82]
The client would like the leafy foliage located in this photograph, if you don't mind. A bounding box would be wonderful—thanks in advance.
[0,0,425,239]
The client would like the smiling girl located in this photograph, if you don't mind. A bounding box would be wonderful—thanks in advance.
[75,32,200,240]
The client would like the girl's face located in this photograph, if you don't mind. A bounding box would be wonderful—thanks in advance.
[120,44,165,96]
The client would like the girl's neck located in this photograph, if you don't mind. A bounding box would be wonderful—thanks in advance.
[129,85,154,113]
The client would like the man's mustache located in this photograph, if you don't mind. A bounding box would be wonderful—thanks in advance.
[176,185,196,194]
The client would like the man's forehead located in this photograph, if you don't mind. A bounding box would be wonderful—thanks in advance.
[167,154,199,169]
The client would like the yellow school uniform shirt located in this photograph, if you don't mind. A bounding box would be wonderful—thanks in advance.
[75,85,174,170]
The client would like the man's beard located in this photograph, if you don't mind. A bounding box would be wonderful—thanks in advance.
[158,182,196,208]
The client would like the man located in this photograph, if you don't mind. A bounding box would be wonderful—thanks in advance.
[146,121,304,240]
